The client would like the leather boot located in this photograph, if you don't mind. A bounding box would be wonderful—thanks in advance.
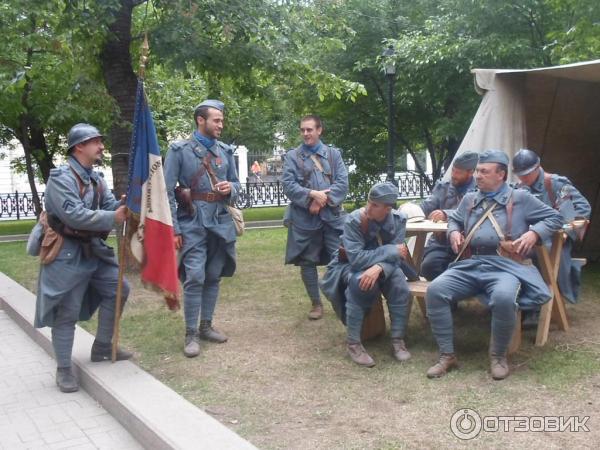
[198,320,228,343]
[91,340,133,362]
[391,338,411,362]
[347,341,375,367]
[426,353,458,378]
[490,353,510,380]
[56,367,79,393]
[308,304,323,320]
[184,328,201,357]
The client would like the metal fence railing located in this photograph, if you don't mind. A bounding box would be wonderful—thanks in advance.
[0,192,45,220]
[0,172,433,220]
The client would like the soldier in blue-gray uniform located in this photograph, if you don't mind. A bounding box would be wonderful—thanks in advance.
[31,123,131,393]
[425,150,562,380]
[320,183,413,367]
[512,148,591,307]
[163,100,241,358]
[420,151,478,280]
[282,115,348,320]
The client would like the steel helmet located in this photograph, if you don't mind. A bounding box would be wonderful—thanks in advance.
[512,148,540,176]
[67,123,103,150]
[399,202,426,223]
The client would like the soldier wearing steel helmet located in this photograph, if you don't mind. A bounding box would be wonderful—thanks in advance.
[419,151,479,281]
[512,148,591,309]
[31,123,132,393]
[163,100,241,358]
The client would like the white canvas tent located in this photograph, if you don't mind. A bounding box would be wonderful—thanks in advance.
[449,60,600,259]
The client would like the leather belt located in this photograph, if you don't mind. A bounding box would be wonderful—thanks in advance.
[191,192,227,202]
[470,246,498,256]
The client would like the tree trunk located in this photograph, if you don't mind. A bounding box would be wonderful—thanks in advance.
[16,125,43,217]
[99,0,139,198]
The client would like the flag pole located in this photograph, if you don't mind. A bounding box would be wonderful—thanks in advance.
[111,33,150,362]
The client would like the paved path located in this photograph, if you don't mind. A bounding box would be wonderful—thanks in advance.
[0,310,142,450]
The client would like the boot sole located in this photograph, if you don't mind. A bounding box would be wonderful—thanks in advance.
[426,364,458,378]
[56,381,79,393]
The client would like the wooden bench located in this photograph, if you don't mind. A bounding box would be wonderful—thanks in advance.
[360,278,551,355]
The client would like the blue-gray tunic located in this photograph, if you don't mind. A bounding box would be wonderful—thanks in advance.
[35,158,124,328]
[516,169,591,303]
[282,144,348,265]
[163,136,241,280]
[445,183,563,308]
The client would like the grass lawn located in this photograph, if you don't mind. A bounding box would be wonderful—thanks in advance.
[0,219,36,236]
[2,231,599,448]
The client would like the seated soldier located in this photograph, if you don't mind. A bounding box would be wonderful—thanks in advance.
[512,149,591,313]
[320,182,414,367]
[425,150,562,380]
[420,151,478,281]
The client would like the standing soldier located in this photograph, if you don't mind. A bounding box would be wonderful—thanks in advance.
[512,148,591,310]
[282,115,349,320]
[425,150,562,380]
[420,151,479,280]
[31,123,131,393]
[320,183,412,367]
[164,100,241,358]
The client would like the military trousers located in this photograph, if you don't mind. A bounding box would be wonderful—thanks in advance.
[420,243,455,281]
[180,224,227,329]
[426,259,519,355]
[49,260,129,368]
[345,267,410,343]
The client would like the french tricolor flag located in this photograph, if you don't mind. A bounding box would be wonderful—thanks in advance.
[126,79,179,310]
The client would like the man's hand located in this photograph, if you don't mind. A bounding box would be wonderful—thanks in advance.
[309,189,330,207]
[174,234,183,250]
[397,243,409,260]
[308,201,322,215]
[214,181,231,195]
[358,265,383,291]
[449,231,464,254]
[428,209,447,222]
[114,205,128,224]
[513,230,539,256]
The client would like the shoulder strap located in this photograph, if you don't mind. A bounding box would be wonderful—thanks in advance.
[203,152,218,189]
[359,208,369,235]
[454,203,497,262]
[544,172,557,208]
[68,166,86,199]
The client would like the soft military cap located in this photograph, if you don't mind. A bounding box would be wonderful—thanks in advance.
[453,151,479,170]
[478,149,509,166]
[368,182,398,206]
[194,99,225,113]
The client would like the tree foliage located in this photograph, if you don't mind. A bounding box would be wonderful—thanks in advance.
[1,0,599,197]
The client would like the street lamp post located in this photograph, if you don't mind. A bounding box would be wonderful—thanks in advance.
[382,45,396,185]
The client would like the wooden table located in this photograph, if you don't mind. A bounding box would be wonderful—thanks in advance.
[405,220,448,271]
